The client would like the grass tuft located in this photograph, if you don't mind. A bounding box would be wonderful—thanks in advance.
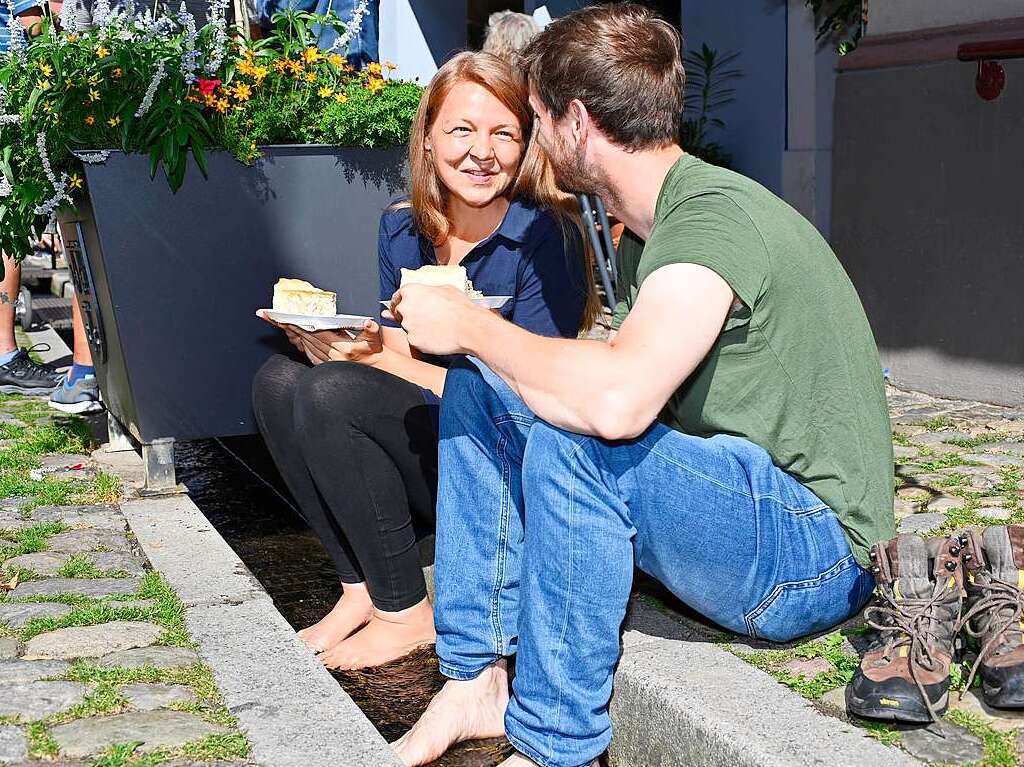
[945,709,1016,767]
[26,720,59,758]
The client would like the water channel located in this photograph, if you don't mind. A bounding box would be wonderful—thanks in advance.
[174,436,513,767]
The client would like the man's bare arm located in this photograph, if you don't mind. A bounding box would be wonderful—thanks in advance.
[459,263,734,439]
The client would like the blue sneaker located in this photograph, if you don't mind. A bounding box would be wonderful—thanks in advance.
[48,376,103,414]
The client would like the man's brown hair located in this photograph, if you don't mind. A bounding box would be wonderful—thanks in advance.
[521,3,685,151]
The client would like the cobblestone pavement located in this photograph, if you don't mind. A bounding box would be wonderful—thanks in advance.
[720,384,1024,766]
[0,395,250,766]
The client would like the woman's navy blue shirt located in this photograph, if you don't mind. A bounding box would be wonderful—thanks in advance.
[377,197,588,427]
[378,198,587,339]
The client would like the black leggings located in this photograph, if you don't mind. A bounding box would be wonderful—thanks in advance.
[251,355,438,611]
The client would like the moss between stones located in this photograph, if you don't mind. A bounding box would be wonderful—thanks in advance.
[0,395,250,763]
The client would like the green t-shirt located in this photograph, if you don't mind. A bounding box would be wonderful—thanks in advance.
[612,155,894,566]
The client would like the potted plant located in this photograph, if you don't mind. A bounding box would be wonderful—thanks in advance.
[0,2,422,452]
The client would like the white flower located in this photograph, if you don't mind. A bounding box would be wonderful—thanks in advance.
[330,0,369,53]
[0,174,11,198]
[203,0,230,75]
[178,2,200,84]
[135,59,167,118]
[36,131,59,186]
[58,0,79,37]
[74,150,111,164]
[92,0,112,28]
[6,11,27,63]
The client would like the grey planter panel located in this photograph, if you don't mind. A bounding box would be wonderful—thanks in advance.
[61,145,407,442]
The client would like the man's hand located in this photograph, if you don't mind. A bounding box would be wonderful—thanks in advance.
[385,284,485,356]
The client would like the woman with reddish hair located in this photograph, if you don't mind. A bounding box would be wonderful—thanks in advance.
[253,51,597,670]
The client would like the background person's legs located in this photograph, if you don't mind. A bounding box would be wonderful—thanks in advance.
[0,254,61,395]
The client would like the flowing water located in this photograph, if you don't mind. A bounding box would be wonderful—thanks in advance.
[175,437,512,767]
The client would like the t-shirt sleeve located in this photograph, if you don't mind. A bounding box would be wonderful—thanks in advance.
[637,193,767,328]
[511,219,586,338]
[378,214,401,329]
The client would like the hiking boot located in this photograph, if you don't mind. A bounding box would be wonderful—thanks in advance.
[0,348,62,395]
[846,533,964,722]
[48,375,103,414]
[959,526,1024,708]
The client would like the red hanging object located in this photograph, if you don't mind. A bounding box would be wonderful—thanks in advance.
[976,59,1006,101]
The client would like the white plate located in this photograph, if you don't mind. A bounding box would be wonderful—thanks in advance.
[262,310,371,332]
[380,295,512,310]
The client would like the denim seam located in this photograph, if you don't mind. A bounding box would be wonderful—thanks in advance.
[744,554,858,636]
[494,413,536,428]
[438,660,495,681]
[547,437,586,762]
[647,442,827,514]
[491,432,512,656]
[505,726,557,767]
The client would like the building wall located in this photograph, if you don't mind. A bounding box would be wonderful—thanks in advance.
[870,0,1024,35]
[681,0,787,195]
[378,0,467,85]
[832,46,1024,405]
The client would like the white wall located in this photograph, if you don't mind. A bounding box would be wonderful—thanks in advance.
[378,0,467,85]
[870,0,1023,36]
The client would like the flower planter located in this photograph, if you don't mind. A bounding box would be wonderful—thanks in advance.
[58,144,406,456]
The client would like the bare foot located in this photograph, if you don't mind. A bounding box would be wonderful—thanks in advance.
[392,660,509,767]
[498,757,597,767]
[321,597,435,670]
[296,582,372,653]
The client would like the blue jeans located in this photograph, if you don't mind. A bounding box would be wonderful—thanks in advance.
[257,0,378,65]
[434,358,874,767]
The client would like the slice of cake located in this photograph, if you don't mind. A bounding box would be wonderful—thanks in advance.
[272,278,337,316]
[400,265,483,298]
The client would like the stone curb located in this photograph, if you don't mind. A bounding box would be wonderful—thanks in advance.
[95,449,401,767]
[610,601,921,767]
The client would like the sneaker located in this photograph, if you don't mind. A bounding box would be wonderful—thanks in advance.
[846,533,964,722]
[0,348,62,395]
[959,526,1024,708]
[48,375,103,414]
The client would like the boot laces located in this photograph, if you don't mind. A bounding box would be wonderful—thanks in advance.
[864,585,957,722]
[958,577,1024,694]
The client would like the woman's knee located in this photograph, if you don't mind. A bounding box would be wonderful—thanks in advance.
[252,354,306,418]
[293,361,381,427]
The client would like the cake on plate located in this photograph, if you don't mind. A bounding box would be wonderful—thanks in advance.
[400,265,483,298]
[272,278,337,316]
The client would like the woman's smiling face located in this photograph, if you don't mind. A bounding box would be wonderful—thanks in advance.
[426,80,526,209]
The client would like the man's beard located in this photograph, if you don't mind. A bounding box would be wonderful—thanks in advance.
[548,132,621,212]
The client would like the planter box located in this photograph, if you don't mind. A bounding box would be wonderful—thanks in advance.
[59,145,406,446]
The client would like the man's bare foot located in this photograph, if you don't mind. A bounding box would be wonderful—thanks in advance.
[497,755,540,766]
[498,757,597,767]
[296,582,373,653]
[321,597,435,670]
[392,659,509,767]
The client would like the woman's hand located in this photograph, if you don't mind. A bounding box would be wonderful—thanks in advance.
[291,320,385,366]
[256,310,307,354]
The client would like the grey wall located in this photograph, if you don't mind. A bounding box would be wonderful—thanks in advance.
[681,0,787,194]
[832,59,1024,406]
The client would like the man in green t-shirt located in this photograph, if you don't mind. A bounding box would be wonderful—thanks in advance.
[388,5,894,766]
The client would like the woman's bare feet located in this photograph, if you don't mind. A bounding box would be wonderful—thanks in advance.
[392,659,509,767]
[296,582,373,653]
[320,597,435,670]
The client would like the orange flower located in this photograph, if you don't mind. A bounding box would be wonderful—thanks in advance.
[214,98,230,113]
[367,62,382,76]
[252,66,269,84]
[318,86,334,98]
[107,115,121,127]
[186,94,200,103]
[333,93,348,104]
[366,77,384,94]
[385,61,397,71]
[286,59,303,75]
[301,47,320,64]
[237,60,256,77]
[84,115,95,125]
[272,59,287,74]
[95,46,109,58]
[203,93,217,107]
[233,83,252,101]
[112,68,122,78]
[327,53,344,68]
[304,71,317,83]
